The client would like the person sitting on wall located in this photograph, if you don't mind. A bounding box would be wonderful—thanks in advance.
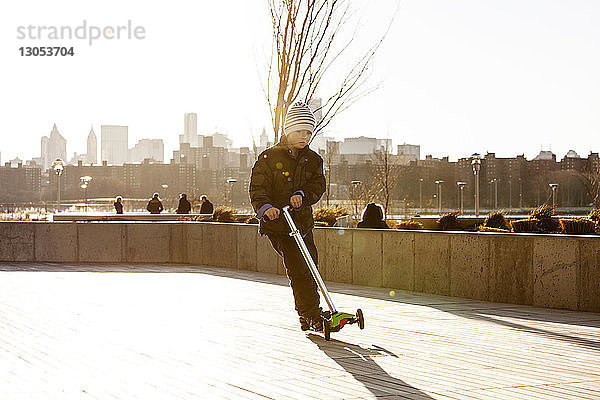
[146,193,164,214]
[176,193,192,214]
[114,196,124,214]
[199,195,213,214]
[357,203,389,229]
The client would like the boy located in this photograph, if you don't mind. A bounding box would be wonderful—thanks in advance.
[249,101,326,331]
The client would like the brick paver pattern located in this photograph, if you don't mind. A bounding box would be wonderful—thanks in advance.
[1,263,599,399]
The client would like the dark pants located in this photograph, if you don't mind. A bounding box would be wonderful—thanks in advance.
[267,231,321,317]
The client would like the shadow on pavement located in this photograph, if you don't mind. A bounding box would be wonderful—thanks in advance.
[308,335,435,399]
[3,262,599,352]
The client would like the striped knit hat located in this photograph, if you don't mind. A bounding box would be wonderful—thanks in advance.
[283,101,316,136]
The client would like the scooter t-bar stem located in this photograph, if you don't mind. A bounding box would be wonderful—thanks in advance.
[281,206,337,314]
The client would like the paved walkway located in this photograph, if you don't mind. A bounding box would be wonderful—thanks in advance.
[1,263,599,399]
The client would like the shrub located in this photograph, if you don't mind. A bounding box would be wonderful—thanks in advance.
[590,209,600,223]
[530,204,555,220]
[482,211,511,230]
[211,206,236,223]
[397,220,423,230]
[511,219,539,233]
[477,226,510,233]
[561,218,597,234]
[313,206,348,227]
[437,211,461,231]
[527,203,563,233]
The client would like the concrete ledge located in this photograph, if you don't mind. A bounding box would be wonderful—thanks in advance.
[78,223,124,263]
[35,223,78,262]
[125,224,170,263]
[1,221,599,313]
[0,222,35,262]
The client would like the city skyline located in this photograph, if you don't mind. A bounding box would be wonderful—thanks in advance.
[1,1,599,164]
[2,116,599,169]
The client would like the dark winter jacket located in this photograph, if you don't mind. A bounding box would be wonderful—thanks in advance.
[176,198,191,214]
[357,203,389,229]
[146,198,164,214]
[114,202,123,214]
[200,200,213,214]
[249,137,326,235]
[357,219,389,229]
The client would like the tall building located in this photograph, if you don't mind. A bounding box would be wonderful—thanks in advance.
[259,128,270,148]
[87,126,97,164]
[129,139,164,163]
[41,123,67,170]
[397,144,421,162]
[339,136,378,154]
[101,125,128,165]
[179,113,198,146]
[308,97,323,126]
[212,132,233,148]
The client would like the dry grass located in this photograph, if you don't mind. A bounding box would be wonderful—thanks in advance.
[482,211,512,230]
[313,206,348,227]
[561,218,597,235]
[397,220,423,230]
[437,212,461,231]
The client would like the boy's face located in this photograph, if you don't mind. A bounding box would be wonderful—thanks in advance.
[287,129,312,149]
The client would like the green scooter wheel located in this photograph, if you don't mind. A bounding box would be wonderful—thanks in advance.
[323,317,331,341]
[356,308,365,330]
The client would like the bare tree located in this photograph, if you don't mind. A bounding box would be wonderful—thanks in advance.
[579,163,600,209]
[368,140,403,216]
[262,0,397,142]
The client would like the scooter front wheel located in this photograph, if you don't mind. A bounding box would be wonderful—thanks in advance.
[323,317,331,341]
[356,309,365,330]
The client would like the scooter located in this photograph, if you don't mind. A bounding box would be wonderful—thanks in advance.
[281,206,365,341]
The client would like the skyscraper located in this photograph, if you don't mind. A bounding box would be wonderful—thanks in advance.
[87,126,97,164]
[41,123,67,169]
[129,139,164,163]
[179,113,198,146]
[101,125,128,165]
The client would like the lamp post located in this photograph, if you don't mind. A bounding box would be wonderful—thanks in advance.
[508,177,512,209]
[490,178,498,209]
[351,180,362,217]
[435,180,444,215]
[549,183,559,206]
[51,159,65,212]
[79,175,92,212]
[457,182,466,214]
[161,184,168,207]
[518,177,523,209]
[419,178,423,211]
[226,178,238,206]
[471,154,481,217]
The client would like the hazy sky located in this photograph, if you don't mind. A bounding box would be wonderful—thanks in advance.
[1,0,599,163]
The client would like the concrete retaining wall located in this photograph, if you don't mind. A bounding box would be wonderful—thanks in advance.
[1,221,598,313]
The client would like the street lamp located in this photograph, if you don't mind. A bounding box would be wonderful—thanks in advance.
[419,178,423,211]
[79,175,92,212]
[518,177,523,209]
[51,159,65,212]
[549,183,559,206]
[161,184,168,205]
[226,178,238,206]
[457,182,466,214]
[435,180,444,215]
[490,178,498,209]
[471,154,481,217]
[350,180,362,217]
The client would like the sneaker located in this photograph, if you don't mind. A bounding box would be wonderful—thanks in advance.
[299,312,324,332]
[307,316,323,332]
[299,315,311,331]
